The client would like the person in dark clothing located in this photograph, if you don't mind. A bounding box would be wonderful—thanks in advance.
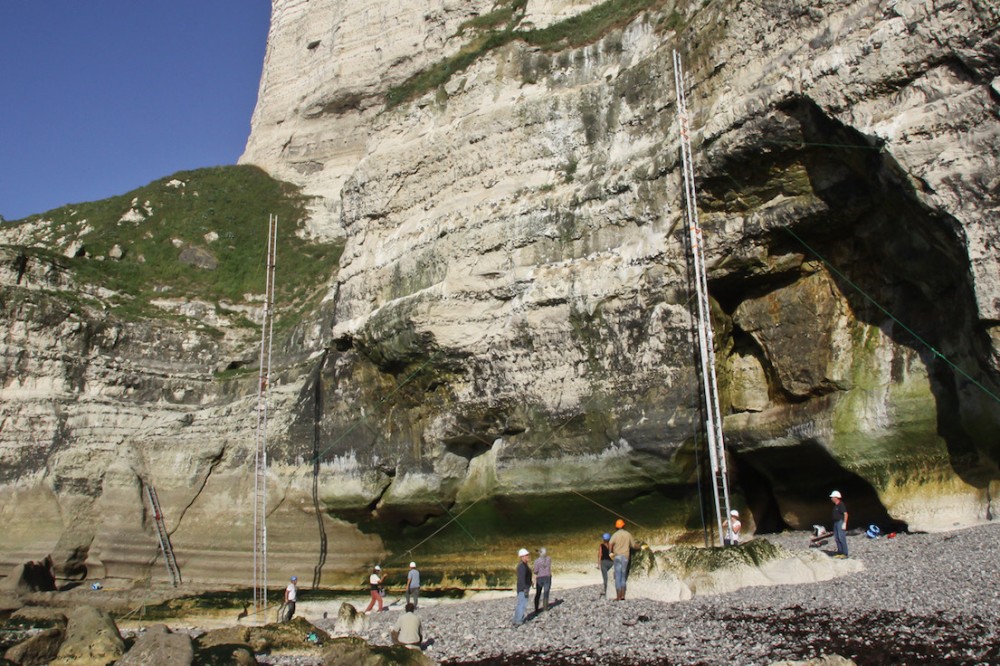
[830,490,849,558]
[512,548,532,626]
[598,533,613,599]
[533,547,552,612]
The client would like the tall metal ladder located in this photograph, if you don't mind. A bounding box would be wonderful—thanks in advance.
[673,50,733,546]
[253,214,278,620]
[144,482,181,586]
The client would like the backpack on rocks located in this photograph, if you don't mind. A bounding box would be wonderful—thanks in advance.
[865,524,881,539]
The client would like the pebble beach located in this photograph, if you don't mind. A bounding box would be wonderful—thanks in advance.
[305,524,1000,665]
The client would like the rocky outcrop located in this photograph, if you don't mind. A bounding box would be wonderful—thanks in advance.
[1,0,998,587]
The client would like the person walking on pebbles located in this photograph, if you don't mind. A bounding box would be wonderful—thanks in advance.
[364,565,386,613]
[598,533,613,599]
[406,561,421,609]
[512,547,533,626]
[830,490,849,559]
[533,547,552,613]
[723,509,742,546]
[609,518,636,601]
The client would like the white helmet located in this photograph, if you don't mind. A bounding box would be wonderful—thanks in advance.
[517,548,529,557]
[829,490,842,499]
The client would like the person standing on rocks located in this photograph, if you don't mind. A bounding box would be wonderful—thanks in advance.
[364,565,386,613]
[406,561,421,609]
[533,547,552,613]
[830,490,849,558]
[598,533,613,599]
[283,575,298,622]
[723,509,743,546]
[512,547,533,626]
[609,518,636,601]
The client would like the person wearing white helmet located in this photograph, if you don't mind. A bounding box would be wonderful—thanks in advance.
[723,509,743,546]
[406,561,421,609]
[364,565,386,613]
[830,490,849,558]
[283,575,298,622]
[512,548,533,626]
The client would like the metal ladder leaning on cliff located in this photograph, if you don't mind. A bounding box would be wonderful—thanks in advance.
[253,214,278,621]
[144,482,181,586]
[673,50,734,546]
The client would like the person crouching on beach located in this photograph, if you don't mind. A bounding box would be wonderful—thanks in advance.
[512,548,532,626]
[391,602,423,648]
[364,565,386,613]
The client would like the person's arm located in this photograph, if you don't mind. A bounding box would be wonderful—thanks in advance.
[843,510,848,530]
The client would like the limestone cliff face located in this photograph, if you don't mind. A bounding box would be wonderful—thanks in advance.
[2,0,999,587]
[241,0,1000,532]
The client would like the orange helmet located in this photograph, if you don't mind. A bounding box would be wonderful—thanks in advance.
[615,519,625,529]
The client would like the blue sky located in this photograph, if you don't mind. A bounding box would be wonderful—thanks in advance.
[0,2,271,220]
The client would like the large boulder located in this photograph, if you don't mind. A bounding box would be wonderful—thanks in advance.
[3,626,65,666]
[116,624,194,666]
[322,636,435,666]
[0,559,56,594]
[333,602,368,635]
[49,605,124,666]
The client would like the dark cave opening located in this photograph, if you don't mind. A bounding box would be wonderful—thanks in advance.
[698,95,1000,503]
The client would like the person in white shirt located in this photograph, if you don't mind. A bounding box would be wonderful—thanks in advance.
[391,602,423,647]
[723,510,742,546]
[363,565,386,613]
[284,576,298,622]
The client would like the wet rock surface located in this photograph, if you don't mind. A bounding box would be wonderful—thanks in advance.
[305,526,1000,666]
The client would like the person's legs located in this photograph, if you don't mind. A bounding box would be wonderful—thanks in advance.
[406,586,412,606]
[513,591,528,625]
[412,587,419,609]
[600,560,613,598]
[364,590,378,613]
[834,523,849,557]
[613,555,627,599]
[285,601,295,622]
[540,576,551,610]
[534,584,542,612]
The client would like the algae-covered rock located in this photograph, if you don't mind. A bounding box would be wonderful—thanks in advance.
[623,539,860,600]
[322,636,435,665]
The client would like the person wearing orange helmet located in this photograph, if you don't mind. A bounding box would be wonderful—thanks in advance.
[608,518,636,600]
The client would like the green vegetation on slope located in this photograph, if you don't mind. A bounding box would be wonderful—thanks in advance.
[386,0,680,108]
[5,165,342,326]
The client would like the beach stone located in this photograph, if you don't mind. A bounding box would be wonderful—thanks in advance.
[3,625,65,666]
[50,605,124,666]
[116,623,194,666]
[770,656,857,666]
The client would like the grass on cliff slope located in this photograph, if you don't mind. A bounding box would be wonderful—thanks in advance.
[386,0,682,108]
[5,165,342,325]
